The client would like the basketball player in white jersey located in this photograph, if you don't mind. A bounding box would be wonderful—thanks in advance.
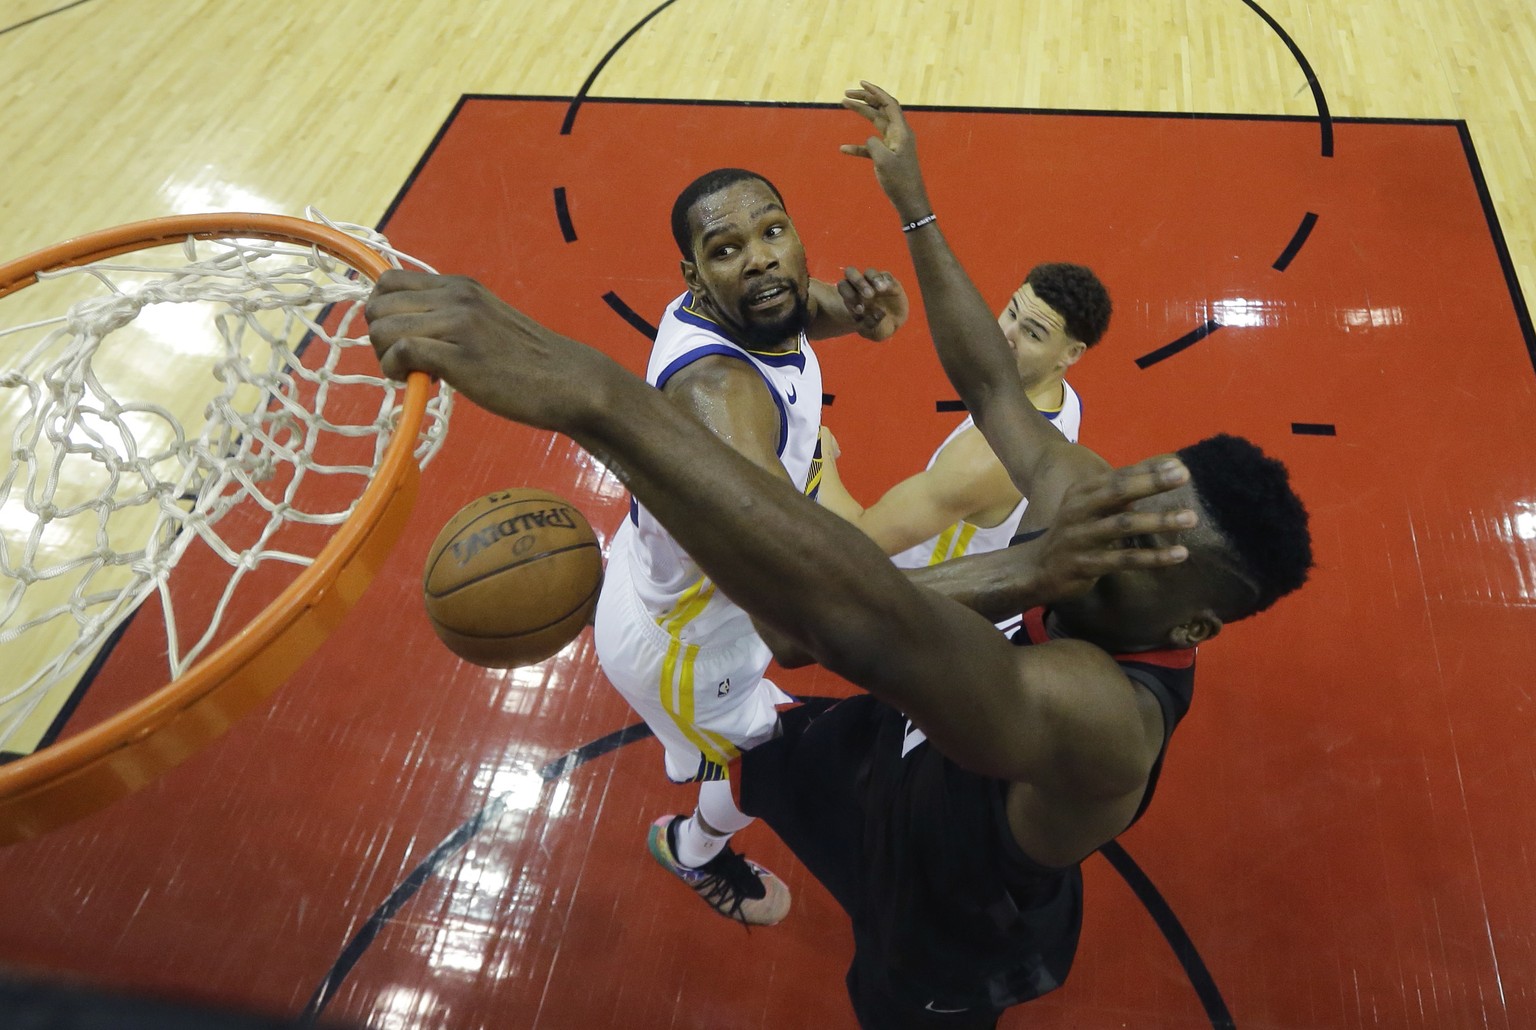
[817,263,1110,633]
[592,167,908,925]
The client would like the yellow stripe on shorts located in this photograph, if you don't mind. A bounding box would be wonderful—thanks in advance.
[655,578,736,768]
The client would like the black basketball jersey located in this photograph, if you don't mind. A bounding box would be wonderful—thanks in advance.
[741,608,1197,1012]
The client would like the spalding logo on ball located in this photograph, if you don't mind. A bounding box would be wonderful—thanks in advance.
[423,488,604,667]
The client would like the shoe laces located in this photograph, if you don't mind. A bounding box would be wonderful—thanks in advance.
[693,848,769,918]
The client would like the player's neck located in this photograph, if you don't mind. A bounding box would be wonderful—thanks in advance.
[1046,607,1168,656]
[1026,376,1066,413]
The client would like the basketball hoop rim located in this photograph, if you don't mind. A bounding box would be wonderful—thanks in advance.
[0,212,431,843]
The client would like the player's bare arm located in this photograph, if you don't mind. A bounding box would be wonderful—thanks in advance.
[365,271,1187,801]
[841,81,1105,521]
[811,426,864,522]
[833,425,1021,555]
[806,266,909,341]
[660,355,792,482]
[766,455,1195,663]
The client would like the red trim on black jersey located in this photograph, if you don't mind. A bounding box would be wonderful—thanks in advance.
[1019,608,1195,669]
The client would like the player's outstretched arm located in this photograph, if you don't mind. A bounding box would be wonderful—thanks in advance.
[827,424,1020,556]
[840,81,1102,520]
[807,266,909,341]
[365,272,1189,786]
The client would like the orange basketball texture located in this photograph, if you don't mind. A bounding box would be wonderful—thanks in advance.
[422,489,603,667]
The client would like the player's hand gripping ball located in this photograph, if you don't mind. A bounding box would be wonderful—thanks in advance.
[423,489,603,667]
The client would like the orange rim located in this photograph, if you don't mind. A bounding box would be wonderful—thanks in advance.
[0,213,431,843]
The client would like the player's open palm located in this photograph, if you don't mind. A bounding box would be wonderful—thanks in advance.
[1033,458,1198,602]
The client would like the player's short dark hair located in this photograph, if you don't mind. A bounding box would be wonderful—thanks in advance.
[1178,433,1313,619]
[671,168,786,260]
[1025,263,1112,347]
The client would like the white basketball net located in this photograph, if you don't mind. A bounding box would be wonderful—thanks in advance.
[0,213,451,755]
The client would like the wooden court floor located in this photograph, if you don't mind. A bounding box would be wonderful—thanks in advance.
[2,2,1535,1029]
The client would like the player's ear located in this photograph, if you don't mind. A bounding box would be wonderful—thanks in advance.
[1061,340,1088,368]
[681,259,703,294]
[1169,611,1221,649]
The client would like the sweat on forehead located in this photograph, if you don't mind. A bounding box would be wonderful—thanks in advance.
[670,168,786,258]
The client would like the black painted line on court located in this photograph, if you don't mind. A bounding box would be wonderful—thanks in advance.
[0,608,142,764]
[1099,841,1236,1029]
[377,94,475,235]
[1240,0,1334,157]
[1136,320,1223,369]
[303,719,660,1020]
[554,187,578,242]
[822,393,835,407]
[1456,122,1536,379]
[603,291,659,340]
[0,0,95,37]
[936,400,967,413]
[530,92,1443,128]
[561,0,682,136]
[307,703,1229,1028]
[1291,423,1336,436]
[1273,212,1319,271]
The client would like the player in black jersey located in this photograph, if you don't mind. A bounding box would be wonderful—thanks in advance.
[363,83,1312,1029]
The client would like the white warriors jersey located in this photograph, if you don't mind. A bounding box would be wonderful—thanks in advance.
[890,380,1081,569]
[611,290,824,646]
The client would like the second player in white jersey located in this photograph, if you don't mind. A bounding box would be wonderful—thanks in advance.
[890,381,1080,569]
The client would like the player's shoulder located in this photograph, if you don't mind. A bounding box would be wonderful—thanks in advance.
[651,293,748,379]
[660,291,727,339]
[932,423,1016,486]
[660,351,771,415]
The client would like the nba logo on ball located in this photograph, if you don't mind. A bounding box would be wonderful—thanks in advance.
[422,488,604,668]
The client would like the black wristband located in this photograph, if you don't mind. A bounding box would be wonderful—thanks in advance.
[900,213,937,233]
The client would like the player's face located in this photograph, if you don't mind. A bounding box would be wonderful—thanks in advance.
[997,284,1085,389]
[682,180,811,350]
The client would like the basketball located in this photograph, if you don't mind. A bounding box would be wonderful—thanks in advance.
[422,488,604,667]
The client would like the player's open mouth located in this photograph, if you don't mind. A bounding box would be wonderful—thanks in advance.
[746,283,792,312]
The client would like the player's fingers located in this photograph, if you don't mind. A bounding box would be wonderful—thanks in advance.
[365,273,476,327]
[840,95,878,122]
[1093,507,1198,541]
[1058,511,1196,570]
[1082,457,1188,512]
[857,81,909,130]
[842,266,877,299]
[839,144,872,160]
[1080,541,1190,575]
[857,80,898,108]
[373,335,452,384]
[835,276,866,317]
[371,269,443,295]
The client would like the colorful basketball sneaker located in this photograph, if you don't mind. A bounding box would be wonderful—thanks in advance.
[647,815,791,926]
